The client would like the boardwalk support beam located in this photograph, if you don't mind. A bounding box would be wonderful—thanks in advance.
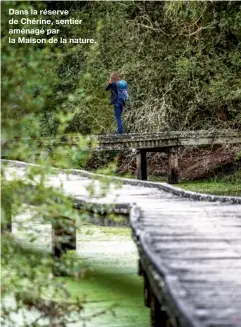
[150,289,169,327]
[2,196,12,233]
[136,150,147,180]
[52,216,76,276]
[168,147,179,184]
[144,273,151,307]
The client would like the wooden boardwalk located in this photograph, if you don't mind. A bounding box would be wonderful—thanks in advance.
[2,129,241,183]
[3,160,241,327]
[97,129,241,150]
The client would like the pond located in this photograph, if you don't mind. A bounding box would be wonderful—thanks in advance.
[8,207,149,327]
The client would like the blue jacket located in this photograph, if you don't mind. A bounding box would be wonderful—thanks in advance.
[106,82,119,105]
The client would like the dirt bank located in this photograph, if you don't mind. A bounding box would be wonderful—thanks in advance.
[116,145,241,180]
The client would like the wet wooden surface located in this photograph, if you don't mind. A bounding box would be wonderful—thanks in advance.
[4,161,241,327]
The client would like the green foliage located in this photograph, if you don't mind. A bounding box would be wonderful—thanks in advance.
[3,1,240,137]
[149,168,241,196]
[2,1,241,325]
[2,1,93,324]
[178,177,241,196]
[51,1,241,133]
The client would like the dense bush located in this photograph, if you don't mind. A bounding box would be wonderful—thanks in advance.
[2,1,240,137]
[44,1,241,134]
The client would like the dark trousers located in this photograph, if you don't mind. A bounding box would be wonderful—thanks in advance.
[114,103,123,134]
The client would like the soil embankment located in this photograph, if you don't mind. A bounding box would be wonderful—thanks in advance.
[114,145,241,180]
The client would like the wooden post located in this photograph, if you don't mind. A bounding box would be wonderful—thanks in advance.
[136,150,147,180]
[168,147,179,184]
[150,289,169,327]
[144,273,151,307]
[2,196,12,233]
[52,216,76,257]
[138,259,143,276]
[52,216,76,275]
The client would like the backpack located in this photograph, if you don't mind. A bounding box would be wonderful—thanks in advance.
[117,80,128,104]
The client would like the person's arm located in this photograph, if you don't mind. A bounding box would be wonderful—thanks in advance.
[106,77,114,91]
[106,83,112,91]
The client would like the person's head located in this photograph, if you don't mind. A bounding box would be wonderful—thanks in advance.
[110,72,121,83]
